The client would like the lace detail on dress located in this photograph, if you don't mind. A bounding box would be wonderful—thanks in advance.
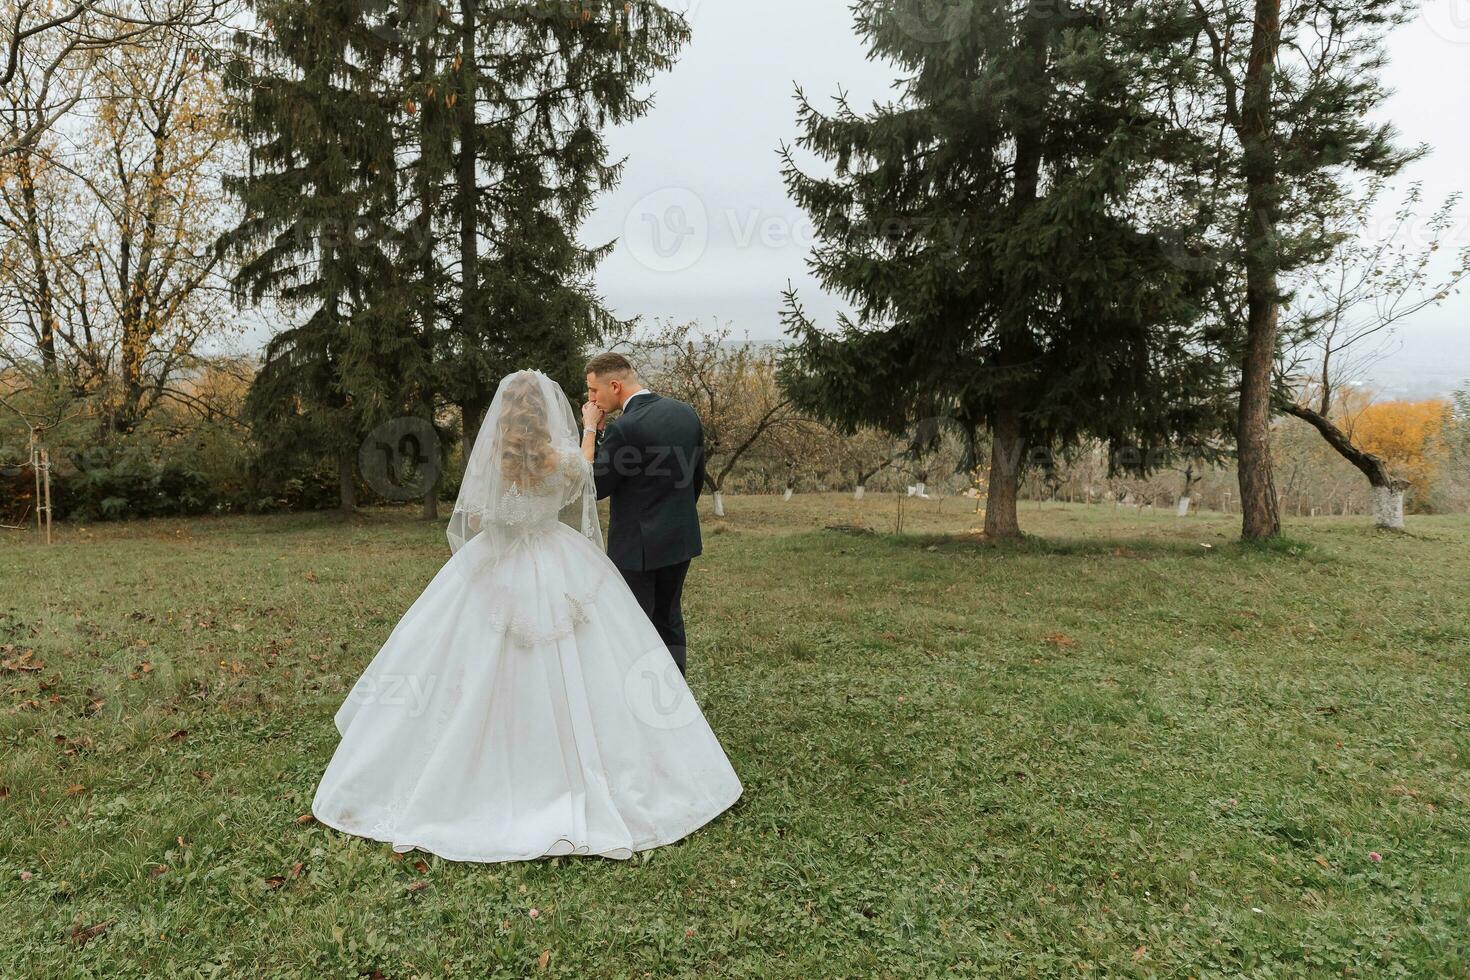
[493,481,550,530]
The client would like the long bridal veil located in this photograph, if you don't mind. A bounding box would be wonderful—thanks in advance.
[445,369,602,555]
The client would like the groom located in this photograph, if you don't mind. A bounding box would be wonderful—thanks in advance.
[581,353,707,676]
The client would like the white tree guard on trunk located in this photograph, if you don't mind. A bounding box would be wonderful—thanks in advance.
[1176,496,1192,517]
[854,485,866,500]
[712,491,726,517]
[783,488,793,501]
[1373,484,1405,530]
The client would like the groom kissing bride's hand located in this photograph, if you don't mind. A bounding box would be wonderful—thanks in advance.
[582,399,606,432]
[579,352,708,678]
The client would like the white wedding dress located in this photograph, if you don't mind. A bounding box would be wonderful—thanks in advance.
[312,371,742,863]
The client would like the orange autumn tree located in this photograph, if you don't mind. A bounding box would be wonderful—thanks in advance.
[1342,398,1453,511]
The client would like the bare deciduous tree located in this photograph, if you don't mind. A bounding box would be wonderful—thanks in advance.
[1,2,237,432]
[623,320,808,517]
[1,0,231,157]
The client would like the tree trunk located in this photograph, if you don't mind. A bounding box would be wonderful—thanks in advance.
[1237,301,1281,540]
[1234,0,1284,541]
[454,0,481,498]
[461,397,488,456]
[16,152,59,375]
[984,404,1023,539]
[338,448,357,516]
[854,484,865,500]
[712,490,726,517]
[416,37,443,523]
[981,2,1043,542]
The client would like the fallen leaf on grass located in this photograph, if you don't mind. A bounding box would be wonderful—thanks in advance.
[1314,855,1330,870]
[406,880,429,894]
[537,950,551,970]
[290,862,304,878]
[413,859,429,875]
[1,650,43,672]
[64,783,85,797]
[69,918,114,947]
[264,875,286,890]
[1044,633,1078,649]
[295,813,316,826]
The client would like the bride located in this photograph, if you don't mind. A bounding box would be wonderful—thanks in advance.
[312,369,742,862]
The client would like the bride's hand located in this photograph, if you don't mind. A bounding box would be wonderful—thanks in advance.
[582,401,605,430]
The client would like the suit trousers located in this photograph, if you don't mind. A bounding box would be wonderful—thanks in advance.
[619,559,692,676]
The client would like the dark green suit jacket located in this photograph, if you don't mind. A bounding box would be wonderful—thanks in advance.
[592,392,706,571]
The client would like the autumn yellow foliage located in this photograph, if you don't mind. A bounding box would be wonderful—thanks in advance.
[1344,398,1454,501]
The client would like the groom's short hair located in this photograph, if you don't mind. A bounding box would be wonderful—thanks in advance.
[585,352,636,382]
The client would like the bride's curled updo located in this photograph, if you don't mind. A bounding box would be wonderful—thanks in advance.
[497,374,557,489]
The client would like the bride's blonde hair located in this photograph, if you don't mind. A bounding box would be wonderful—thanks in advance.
[497,375,556,489]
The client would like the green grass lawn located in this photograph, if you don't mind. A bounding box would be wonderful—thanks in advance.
[2,495,1468,977]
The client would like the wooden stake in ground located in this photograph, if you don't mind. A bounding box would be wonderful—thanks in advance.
[40,447,53,544]
[31,430,42,534]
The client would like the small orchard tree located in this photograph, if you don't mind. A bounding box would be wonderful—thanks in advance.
[627,320,806,517]
[836,426,905,499]
[1278,182,1470,529]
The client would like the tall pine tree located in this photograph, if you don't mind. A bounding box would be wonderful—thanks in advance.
[440,1,690,450]
[779,0,1230,538]
[221,1,689,511]
[219,0,410,515]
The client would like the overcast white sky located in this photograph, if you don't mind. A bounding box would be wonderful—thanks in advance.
[583,0,1470,397]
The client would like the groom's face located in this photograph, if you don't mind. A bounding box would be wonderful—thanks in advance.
[585,372,623,414]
